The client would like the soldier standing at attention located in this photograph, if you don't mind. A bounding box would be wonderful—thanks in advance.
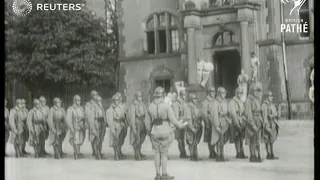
[129,91,148,161]
[175,90,188,158]
[185,93,203,161]
[171,92,187,158]
[85,90,98,156]
[5,99,10,156]
[228,87,247,159]
[20,99,30,155]
[201,87,217,159]
[146,87,188,180]
[87,94,105,160]
[106,93,127,160]
[27,99,46,158]
[9,99,25,157]
[210,87,231,162]
[39,96,50,156]
[47,98,67,159]
[115,92,128,159]
[96,95,107,159]
[66,95,86,160]
[262,91,279,160]
[245,82,263,162]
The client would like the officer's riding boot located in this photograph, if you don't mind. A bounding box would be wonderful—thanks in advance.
[240,141,247,159]
[270,143,279,160]
[266,143,271,159]
[113,147,120,161]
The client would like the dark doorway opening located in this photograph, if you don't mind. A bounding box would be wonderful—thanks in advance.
[213,50,241,98]
[154,79,171,94]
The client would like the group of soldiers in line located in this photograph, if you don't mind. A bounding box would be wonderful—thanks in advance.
[4,81,279,164]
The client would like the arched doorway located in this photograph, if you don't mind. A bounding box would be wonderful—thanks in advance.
[212,29,241,97]
[150,65,174,97]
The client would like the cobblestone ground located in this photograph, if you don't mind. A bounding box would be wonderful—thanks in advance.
[5,120,314,180]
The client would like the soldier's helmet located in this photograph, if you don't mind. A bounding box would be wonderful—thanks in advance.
[91,90,98,97]
[115,92,122,98]
[112,93,121,101]
[265,90,273,97]
[33,99,40,105]
[53,97,61,104]
[135,91,142,98]
[39,96,46,102]
[249,82,263,93]
[207,87,216,93]
[73,95,81,102]
[96,95,102,101]
[188,93,197,101]
[235,87,244,94]
[21,99,26,103]
[217,87,227,95]
[154,87,165,98]
[180,88,187,96]
[15,99,22,106]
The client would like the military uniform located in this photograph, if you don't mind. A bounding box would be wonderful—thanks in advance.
[9,100,28,157]
[106,94,127,160]
[39,97,50,156]
[129,97,148,160]
[209,88,231,162]
[262,91,279,160]
[228,90,247,159]
[27,100,46,158]
[172,97,187,158]
[201,88,217,158]
[245,82,263,162]
[86,96,106,160]
[20,100,29,155]
[47,100,67,159]
[184,94,203,161]
[66,96,86,160]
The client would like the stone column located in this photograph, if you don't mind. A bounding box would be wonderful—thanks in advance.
[187,27,197,84]
[240,21,251,76]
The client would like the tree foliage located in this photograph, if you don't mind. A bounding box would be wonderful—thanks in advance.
[5,0,117,92]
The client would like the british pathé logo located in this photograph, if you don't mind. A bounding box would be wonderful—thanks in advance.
[281,0,307,15]
[12,0,32,16]
[280,0,308,34]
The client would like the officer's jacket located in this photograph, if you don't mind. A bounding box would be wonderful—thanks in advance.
[245,94,262,129]
[185,102,202,130]
[228,96,246,128]
[261,100,278,124]
[201,96,215,125]
[47,106,66,134]
[66,104,85,131]
[106,103,126,131]
[129,100,147,128]
[147,100,181,137]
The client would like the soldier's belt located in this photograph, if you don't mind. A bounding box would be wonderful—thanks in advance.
[114,118,125,122]
[95,117,104,123]
[220,114,228,118]
[152,118,169,126]
[135,115,145,119]
[34,121,44,125]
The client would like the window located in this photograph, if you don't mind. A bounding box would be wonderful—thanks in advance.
[146,12,180,54]
[299,0,311,38]
[155,79,171,93]
[209,0,232,6]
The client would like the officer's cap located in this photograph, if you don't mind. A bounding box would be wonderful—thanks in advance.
[188,93,197,101]
[33,99,40,105]
[154,87,165,97]
[53,97,61,104]
[217,87,227,95]
[73,95,81,101]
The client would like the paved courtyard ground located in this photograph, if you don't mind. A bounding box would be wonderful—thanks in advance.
[5,120,314,180]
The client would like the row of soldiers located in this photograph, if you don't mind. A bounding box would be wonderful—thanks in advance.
[4,82,279,163]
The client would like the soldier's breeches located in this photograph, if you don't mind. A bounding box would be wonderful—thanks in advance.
[73,130,85,145]
[119,127,127,147]
[174,129,185,143]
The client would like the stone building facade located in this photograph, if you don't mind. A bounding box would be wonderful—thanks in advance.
[90,0,314,118]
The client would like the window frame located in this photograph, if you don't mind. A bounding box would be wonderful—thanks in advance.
[299,0,312,39]
[145,12,180,55]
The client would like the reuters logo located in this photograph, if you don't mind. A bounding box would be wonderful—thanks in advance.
[12,0,32,16]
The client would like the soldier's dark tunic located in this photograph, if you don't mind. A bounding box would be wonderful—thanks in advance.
[129,100,147,148]
[228,96,246,143]
[185,102,203,159]
[66,105,86,146]
[27,107,46,157]
[9,107,27,147]
[47,106,67,146]
[5,107,10,144]
[244,94,263,145]
[201,96,215,143]
[261,100,279,143]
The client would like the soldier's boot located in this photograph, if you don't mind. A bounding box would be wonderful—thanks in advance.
[239,144,247,159]
[161,174,175,180]
[154,174,161,180]
[53,145,59,159]
[59,141,66,157]
[91,143,95,156]
[93,143,101,160]
[235,140,241,159]
[219,145,226,162]
[178,142,187,158]
[194,145,201,161]
[265,143,271,159]
[34,145,39,158]
[14,144,21,158]
[249,144,256,162]
[138,144,147,160]
[188,145,194,161]
[270,143,279,160]
[209,144,217,159]
[73,145,78,160]
[119,146,127,160]
[113,147,120,161]
[134,146,141,161]
[41,142,49,156]
[22,143,29,155]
